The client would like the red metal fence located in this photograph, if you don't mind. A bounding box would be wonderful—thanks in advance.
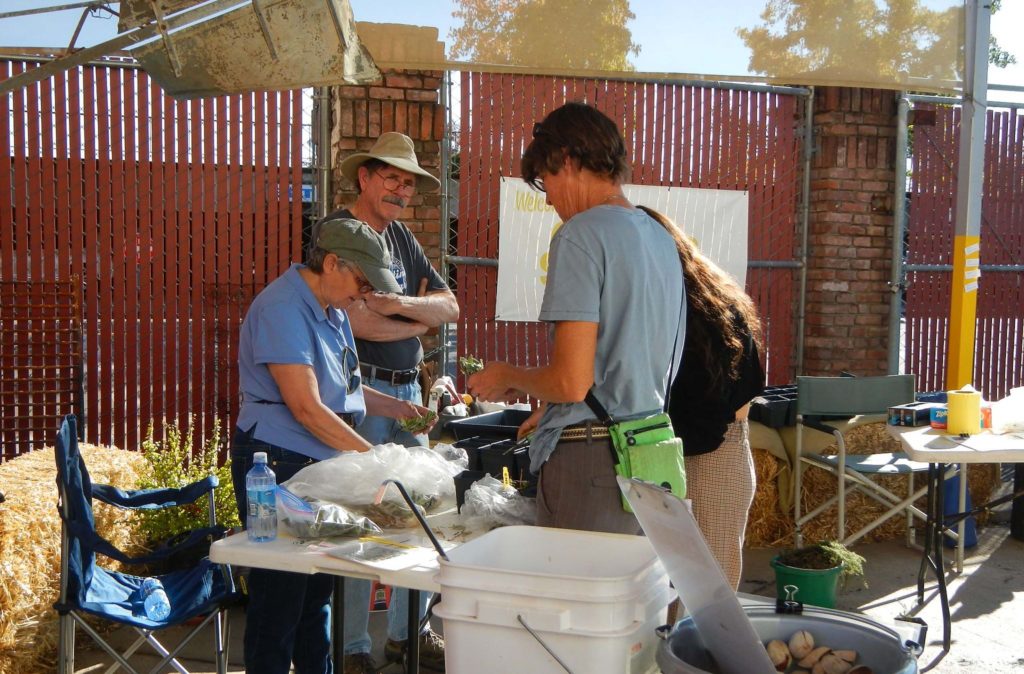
[906,105,1023,400]
[0,279,82,455]
[1,58,304,460]
[454,73,803,386]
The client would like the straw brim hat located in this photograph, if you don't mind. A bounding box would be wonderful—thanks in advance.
[339,132,440,191]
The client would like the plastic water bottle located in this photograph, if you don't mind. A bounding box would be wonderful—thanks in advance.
[140,577,171,621]
[246,451,277,542]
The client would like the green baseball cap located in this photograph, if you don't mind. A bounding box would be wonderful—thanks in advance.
[315,218,402,294]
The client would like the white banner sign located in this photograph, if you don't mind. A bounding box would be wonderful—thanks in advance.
[495,177,749,322]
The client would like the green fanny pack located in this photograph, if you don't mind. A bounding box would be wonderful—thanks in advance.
[585,393,686,512]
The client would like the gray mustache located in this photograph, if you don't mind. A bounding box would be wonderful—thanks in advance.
[383,195,406,208]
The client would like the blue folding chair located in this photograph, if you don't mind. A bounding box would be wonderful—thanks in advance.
[53,414,241,674]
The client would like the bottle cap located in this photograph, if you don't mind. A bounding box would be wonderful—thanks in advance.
[253,451,268,463]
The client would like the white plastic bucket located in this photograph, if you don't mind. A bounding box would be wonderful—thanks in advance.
[435,526,671,674]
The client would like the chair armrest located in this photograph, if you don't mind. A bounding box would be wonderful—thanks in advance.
[801,416,842,438]
[92,475,219,510]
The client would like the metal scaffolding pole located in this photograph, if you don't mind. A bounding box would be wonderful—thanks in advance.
[946,0,990,389]
[889,94,910,374]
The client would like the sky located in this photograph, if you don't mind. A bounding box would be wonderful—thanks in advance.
[0,0,1022,102]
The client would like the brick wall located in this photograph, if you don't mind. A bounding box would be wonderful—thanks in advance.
[332,69,445,262]
[803,88,897,376]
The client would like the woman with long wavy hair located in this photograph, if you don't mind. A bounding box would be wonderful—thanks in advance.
[640,205,765,589]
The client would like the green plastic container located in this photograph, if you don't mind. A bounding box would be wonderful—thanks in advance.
[771,556,844,608]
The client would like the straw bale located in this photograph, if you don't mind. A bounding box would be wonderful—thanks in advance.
[0,444,147,674]
[745,448,788,547]
[745,422,1002,548]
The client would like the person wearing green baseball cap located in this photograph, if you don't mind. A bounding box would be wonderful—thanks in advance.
[229,216,435,674]
[311,217,402,296]
[314,132,458,674]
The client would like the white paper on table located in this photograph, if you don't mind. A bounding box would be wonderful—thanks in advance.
[618,477,776,674]
[324,534,440,571]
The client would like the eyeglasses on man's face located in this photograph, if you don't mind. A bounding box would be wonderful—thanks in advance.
[375,170,417,196]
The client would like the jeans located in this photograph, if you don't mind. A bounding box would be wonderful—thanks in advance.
[344,378,431,655]
[231,426,333,674]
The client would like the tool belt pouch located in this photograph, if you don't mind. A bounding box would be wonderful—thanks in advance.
[608,413,686,512]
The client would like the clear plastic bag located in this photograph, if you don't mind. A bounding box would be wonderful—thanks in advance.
[992,387,1024,434]
[282,443,463,528]
[276,486,382,540]
[460,475,537,530]
[429,442,468,468]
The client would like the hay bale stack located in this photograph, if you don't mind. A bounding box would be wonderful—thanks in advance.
[0,444,146,674]
[746,448,787,547]
[746,423,1002,548]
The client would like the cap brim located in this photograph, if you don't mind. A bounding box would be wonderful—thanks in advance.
[356,262,403,294]
[339,153,440,191]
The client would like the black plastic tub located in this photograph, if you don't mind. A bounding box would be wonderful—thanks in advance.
[478,439,521,479]
[453,469,489,512]
[452,436,494,472]
[447,409,533,440]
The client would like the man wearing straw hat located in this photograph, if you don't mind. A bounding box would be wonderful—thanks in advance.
[316,132,458,673]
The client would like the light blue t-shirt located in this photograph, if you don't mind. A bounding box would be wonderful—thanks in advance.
[236,264,366,461]
[530,205,685,472]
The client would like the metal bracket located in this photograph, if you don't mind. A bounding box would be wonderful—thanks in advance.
[250,0,279,61]
[147,0,183,76]
[324,0,349,47]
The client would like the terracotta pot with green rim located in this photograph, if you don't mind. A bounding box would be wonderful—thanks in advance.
[771,555,844,608]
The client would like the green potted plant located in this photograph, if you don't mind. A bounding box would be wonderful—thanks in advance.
[771,541,866,609]
[135,418,240,571]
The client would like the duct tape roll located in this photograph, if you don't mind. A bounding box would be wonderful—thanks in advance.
[946,387,982,435]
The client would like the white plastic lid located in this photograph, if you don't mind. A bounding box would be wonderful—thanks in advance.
[253,451,268,463]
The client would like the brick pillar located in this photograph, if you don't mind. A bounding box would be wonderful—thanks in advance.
[332,68,445,262]
[333,69,446,361]
[803,88,897,376]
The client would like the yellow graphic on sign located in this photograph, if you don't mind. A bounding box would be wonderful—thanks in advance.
[539,220,563,285]
[514,190,556,213]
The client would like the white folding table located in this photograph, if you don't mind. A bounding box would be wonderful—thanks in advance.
[210,515,467,674]
[886,425,1024,650]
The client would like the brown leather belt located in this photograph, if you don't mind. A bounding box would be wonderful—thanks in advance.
[359,362,420,386]
[559,421,611,442]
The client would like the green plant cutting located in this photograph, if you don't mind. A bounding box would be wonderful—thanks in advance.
[777,540,867,588]
[398,409,437,434]
[135,418,240,547]
[458,355,484,375]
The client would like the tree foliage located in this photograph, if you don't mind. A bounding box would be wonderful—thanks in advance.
[449,0,640,71]
[738,0,1014,81]
[988,0,1016,69]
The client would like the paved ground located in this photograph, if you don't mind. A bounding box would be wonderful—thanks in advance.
[740,521,1024,673]
[73,484,1024,673]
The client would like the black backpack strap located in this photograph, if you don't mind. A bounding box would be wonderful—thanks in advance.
[584,389,614,425]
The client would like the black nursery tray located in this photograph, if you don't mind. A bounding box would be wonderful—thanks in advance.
[750,385,798,428]
[447,409,533,440]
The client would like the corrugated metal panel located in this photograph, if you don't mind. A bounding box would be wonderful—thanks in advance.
[0,58,305,460]
[907,104,1024,400]
[0,280,83,458]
